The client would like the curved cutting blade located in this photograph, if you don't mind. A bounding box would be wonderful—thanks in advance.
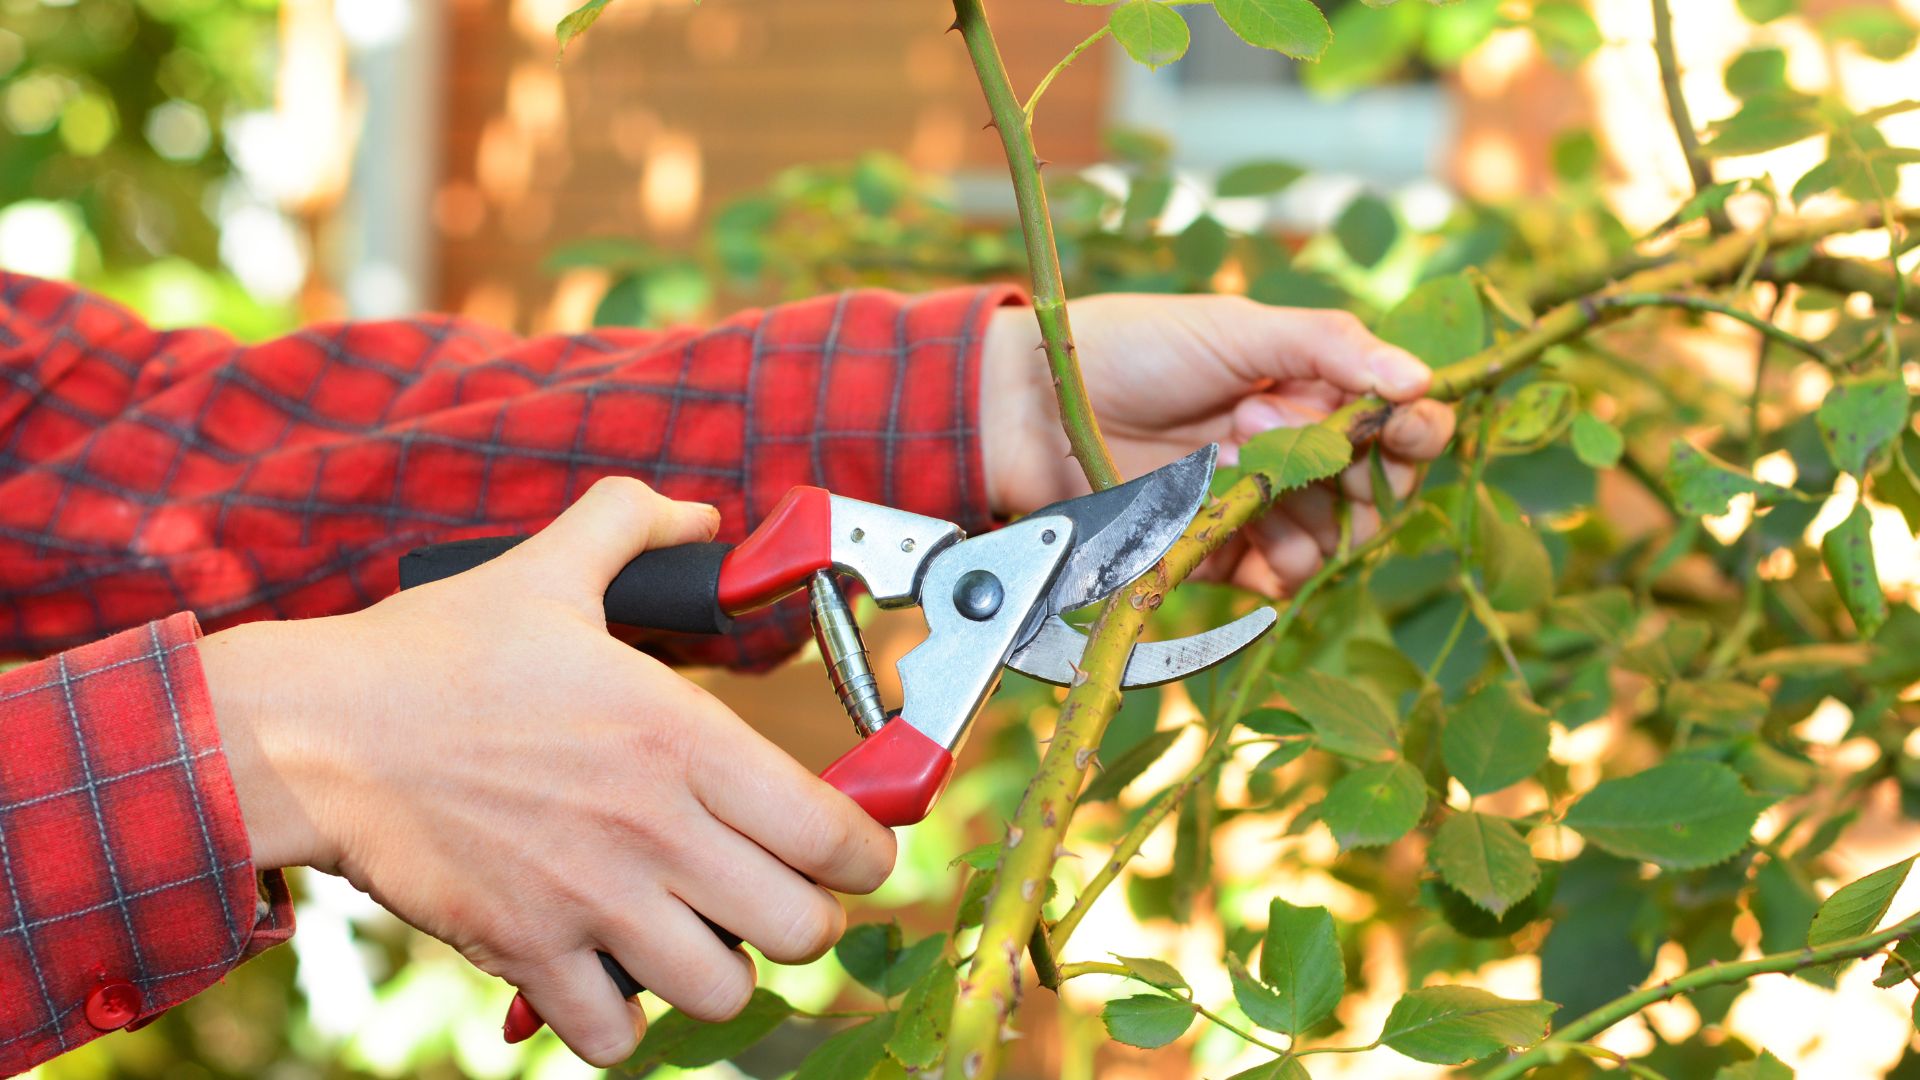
[1007,607,1278,688]
[1029,445,1217,624]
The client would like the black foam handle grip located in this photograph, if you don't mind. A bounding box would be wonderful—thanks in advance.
[397,537,735,634]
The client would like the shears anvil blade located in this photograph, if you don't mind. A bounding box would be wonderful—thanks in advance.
[1006,607,1278,689]
[1027,444,1216,622]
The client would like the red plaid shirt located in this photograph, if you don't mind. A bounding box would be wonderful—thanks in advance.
[0,271,1015,1073]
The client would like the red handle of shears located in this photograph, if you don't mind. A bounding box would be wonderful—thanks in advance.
[501,482,959,1042]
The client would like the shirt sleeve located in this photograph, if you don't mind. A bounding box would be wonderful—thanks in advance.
[0,273,1021,669]
[0,612,292,1075]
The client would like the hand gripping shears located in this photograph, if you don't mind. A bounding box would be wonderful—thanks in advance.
[395,444,1274,1042]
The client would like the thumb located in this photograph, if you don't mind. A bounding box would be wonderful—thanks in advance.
[517,476,721,586]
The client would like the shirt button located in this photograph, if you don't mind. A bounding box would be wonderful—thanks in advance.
[84,980,141,1031]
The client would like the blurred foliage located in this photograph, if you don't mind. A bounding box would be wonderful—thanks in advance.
[0,0,293,338]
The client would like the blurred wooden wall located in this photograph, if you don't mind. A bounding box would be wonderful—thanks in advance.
[433,0,1108,332]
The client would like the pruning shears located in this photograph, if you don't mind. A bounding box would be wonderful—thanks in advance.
[395,444,1274,1042]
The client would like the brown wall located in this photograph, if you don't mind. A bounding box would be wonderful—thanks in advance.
[434,0,1109,331]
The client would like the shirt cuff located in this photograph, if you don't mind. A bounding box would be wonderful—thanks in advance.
[0,613,292,1073]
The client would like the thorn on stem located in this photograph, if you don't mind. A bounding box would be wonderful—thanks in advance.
[1074,746,1093,770]
[947,18,961,32]
[1007,825,1024,848]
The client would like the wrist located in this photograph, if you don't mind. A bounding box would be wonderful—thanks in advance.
[979,305,1077,517]
[198,620,344,872]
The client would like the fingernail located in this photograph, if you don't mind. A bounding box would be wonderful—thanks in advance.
[1367,347,1428,398]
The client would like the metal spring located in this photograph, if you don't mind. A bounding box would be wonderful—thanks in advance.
[808,570,888,736]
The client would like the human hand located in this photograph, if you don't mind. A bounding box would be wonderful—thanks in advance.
[198,478,895,1067]
[979,295,1456,594]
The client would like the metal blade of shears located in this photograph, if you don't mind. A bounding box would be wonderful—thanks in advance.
[1025,445,1216,630]
[1006,608,1277,688]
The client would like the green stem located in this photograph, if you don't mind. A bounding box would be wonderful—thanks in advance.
[1582,293,1833,365]
[952,0,1120,491]
[1024,26,1109,119]
[1483,910,1920,1080]
[1650,0,1728,233]
[1028,922,1061,991]
[1050,525,1388,950]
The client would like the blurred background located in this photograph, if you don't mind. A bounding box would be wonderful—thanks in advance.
[6,0,1920,1077]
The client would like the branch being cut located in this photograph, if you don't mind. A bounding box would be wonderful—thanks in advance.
[952,0,1120,491]
[942,202,1917,1080]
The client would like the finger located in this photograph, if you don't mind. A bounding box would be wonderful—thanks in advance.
[1230,394,1328,446]
[518,476,722,584]
[1221,304,1431,402]
[1189,534,1251,585]
[514,951,646,1068]
[675,822,847,964]
[1381,399,1457,462]
[1228,551,1286,599]
[1273,486,1339,556]
[1342,456,1416,503]
[685,703,896,895]
[1349,502,1383,548]
[604,898,759,1023]
[1246,515,1324,591]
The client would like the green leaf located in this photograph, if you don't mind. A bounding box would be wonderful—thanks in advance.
[1274,669,1399,761]
[1668,680,1770,735]
[1174,214,1230,284]
[1664,179,1751,234]
[1493,382,1577,453]
[1703,92,1824,157]
[633,988,793,1069]
[1726,47,1790,99]
[1563,761,1769,869]
[1820,6,1919,60]
[1872,429,1920,533]
[886,962,956,1070]
[1441,681,1551,795]
[1216,160,1306,197]
[1334,193,1398,267]
[1875,937,1920,987]
[1570,411,1625,469]
[1082,727,1182,802]
[1112,954,1190,992]
[1378,986,1555,1064]
[1527,2,1601,67]
[1242,708,1313,738]
[1817,373,1910,477]
[1823,501,1888,639]
[1214,0,1333,60]
[1714,1050,1795,1080]
[1809,855,1915,948]
[836,923,944,997]
[1378,274,1486,367]
[1227,1057,1313,1080]
[1429,859,1560,938]
[1101,994,1194,1048]
[1110,1,1191,69]
[1737,0,1794,23]
[1477,502,1554,613]
[1246,898,1345,1034]
[794,1014,894,1080]
[1432,812,1541,917]
[1303,0,1426,97]
[556,0,615,53]
[1248,266,1351,309]
[1241,425,1355,494]
[1665,440,1797,516]
[1754,856,1822,953]
[1320,760,1427,850]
